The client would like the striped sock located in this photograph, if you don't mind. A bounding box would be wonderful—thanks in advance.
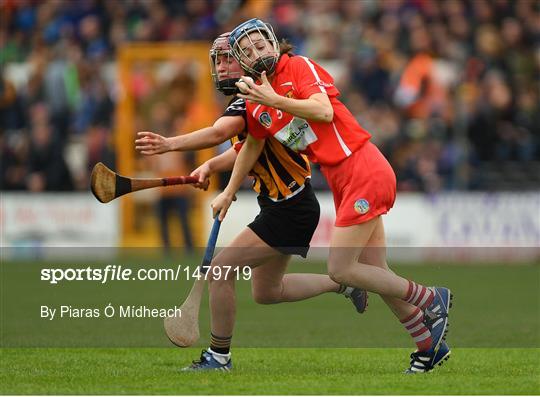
[404,281,434,310]
[400,307,432,351]
[210,333,232,354]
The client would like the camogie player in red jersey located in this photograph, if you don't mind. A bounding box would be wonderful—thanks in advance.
[210,19,453,373]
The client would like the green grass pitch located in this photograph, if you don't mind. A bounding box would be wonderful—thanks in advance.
[1,261,539,394]
[1,347,539,394]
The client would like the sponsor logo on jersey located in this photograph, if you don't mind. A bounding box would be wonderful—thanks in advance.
[259,112,272,128]
[274,117,318,152]
[354,198,370,215]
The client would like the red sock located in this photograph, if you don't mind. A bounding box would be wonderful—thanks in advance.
[400,307,432,351]
[404,281,434,310]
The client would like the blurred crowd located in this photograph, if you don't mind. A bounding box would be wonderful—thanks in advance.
[1,0,539,194]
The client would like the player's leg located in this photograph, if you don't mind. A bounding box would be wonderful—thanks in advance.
[328,216,452,372]
[325,142,438,307]
[183,227,281,371]
[251,255,335,303]
[251,255,368,312]
[329,219,451,331]
[184,225,367,371]
[329,216,431,350]
[327,217,411,296]
[208,225,366,335]
[208,227,279,339]
[362,218,453,367]
[357,217,416,318]
[328,217,441,310]
[358,217,451,372]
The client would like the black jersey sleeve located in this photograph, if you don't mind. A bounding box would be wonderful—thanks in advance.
[222,97,246,121]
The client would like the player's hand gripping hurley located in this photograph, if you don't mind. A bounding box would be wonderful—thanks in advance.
[164,217,221,347]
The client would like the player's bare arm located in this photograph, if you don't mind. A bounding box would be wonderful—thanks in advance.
[211,135,265,220]
[237,71,333,122]
[135,115,245,155]
[190,147,237,190]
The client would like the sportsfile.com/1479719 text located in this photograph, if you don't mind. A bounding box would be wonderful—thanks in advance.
[40,265,253,285]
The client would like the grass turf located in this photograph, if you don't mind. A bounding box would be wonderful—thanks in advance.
[1,347,539,394]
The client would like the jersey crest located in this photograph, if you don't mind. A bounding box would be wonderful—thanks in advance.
[259,112,272,128]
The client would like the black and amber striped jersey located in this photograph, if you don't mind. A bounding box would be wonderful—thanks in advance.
[222,97,311,202]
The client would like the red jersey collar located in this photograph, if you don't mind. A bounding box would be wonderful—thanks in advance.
[275,53,291,75]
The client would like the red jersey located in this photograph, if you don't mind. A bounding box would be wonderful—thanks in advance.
[245,54,371,166]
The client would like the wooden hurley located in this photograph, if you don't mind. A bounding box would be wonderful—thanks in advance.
[164,217,221,347]
[90,162,201,203]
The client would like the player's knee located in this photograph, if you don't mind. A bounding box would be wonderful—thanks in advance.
[252,287,282,304]
[328,266,351,285]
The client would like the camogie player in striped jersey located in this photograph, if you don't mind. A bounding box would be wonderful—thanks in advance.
[210,19,454,374]
[135,32,367,371]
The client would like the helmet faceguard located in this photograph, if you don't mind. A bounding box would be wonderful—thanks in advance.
[210,32,243,96]
[229,18,280,77]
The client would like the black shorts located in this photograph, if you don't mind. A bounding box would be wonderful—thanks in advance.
[248,182,320,257]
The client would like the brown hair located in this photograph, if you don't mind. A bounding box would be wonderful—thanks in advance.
[279,39,294,55]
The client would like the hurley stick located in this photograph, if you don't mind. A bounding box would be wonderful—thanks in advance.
[164,217,221,347]
[91,162,202,203]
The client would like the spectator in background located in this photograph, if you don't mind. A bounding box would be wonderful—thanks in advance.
[514,86,540,159]
[0,132,29,190]
[144,101,195,254]
[393,22,453,122]
[26,103,73,191]
[1,0,539,194]
[469,70,537,162]
[74,71,114,135]
[42,43,76,143]
[85,121,115,187]
[1,73,28,191]
[0,74,25,131]
[79,14,108,61]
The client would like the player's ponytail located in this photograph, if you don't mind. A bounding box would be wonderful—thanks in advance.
[279,39,295,56]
